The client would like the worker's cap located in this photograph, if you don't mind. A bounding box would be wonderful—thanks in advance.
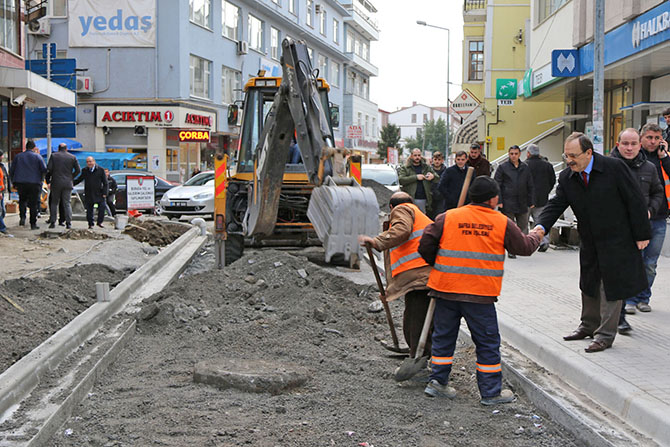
[527,144,540,155]
[469,176,500,203]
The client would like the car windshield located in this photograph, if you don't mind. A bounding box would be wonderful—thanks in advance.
[184,172,214,186]
[362,167,398,186]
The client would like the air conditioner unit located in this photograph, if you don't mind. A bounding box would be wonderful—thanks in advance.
[134,125,147,137]
[315,4,322,13]
[27,17,50,36]
[76,76,94,94]
[236,40,248,55]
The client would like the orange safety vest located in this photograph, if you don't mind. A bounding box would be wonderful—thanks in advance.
[661,162,670,209]
[427,205,508,297]
[389,203,433,277]
[0,167,4,192]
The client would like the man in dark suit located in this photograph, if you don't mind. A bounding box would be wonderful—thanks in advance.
[46,143,81,229]
[74,156,108,229]
[535,132,651,353]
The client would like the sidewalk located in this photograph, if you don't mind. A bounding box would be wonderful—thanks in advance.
[499,244,670,445]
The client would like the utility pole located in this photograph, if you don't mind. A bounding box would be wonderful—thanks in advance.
[46,43,53,160]
[592,0,605,154]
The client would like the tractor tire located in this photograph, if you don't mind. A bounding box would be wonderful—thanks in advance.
[224,234,245,265]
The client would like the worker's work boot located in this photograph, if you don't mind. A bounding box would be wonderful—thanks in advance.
[480,389,516,406]
[424,379,456,399]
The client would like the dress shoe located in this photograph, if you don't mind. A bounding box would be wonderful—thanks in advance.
[48,222,55,229]
[19,219,25,226]
[30,224,39,230]
[538,242,549,252]
[58,222,65,226]
[585,340,609,353]
[88,225,94,229]
[97,223,104,228]
[508,253,516,259]
[563,330,593,341]
[618,320,632,335]
[66,224,72,229]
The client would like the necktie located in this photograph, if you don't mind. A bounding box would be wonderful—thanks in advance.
[582,171,588,187]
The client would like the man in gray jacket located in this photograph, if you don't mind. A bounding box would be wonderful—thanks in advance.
[46,143,81,229]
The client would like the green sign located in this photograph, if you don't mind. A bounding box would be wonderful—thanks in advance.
[522,69,533,98]
[496,78,517,100]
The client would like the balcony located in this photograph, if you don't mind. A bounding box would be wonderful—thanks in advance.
[344,51,378,77]
[463,0,486,22]
[343,3,379,41]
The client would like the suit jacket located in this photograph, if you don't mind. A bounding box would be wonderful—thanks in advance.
[74,165,108,203]
[47,150,81,190]
[537,153,651,301]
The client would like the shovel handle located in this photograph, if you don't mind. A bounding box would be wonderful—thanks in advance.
[365,242,400,349]
[415,297,436,359]
[457,167,476,208]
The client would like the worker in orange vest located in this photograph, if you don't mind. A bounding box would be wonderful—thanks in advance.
[418,176,544,405]
[358,191,434,360]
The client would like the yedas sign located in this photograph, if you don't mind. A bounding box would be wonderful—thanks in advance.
[69,0,156,47]
[97,106,216,129]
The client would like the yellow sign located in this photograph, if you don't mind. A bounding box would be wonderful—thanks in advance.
[497,137,505,151]
[179,130,210,142]
[214,153,228,238]
[485,136,492,144]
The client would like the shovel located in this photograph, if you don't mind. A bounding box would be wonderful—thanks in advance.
[365,242,408,354]
[394,166,475,382]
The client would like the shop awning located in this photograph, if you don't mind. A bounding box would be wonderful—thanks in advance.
[0,67,76,108]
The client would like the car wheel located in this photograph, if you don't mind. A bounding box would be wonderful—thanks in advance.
[168,215,181,221]
[224,234,244,265]
[155,200,163,215]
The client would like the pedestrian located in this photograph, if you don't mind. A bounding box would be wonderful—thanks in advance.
[9,140,46,230]
[46,142,80,229]
[0,150,7,234]
[662,108,670,142]
[74,156,108,229]
[525,143,556,252]
[494,145,535,258]
[104,168,117,217]
[610,128,664,335]
[437,150,469,211]
[418,176,543,404]
[358,191,434,360]
[466,143,491,177]
[397,148,439,215]
[535,132,650,353]
[429,151,447,218]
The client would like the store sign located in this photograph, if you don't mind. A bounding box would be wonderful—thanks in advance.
[184,113,212,127]
[126,175,155,210]
[97,106,217,129]
[69,0,156,48]
[451,90,480,118]
[346,125,363,139]
[496,79,517,100]
[497,99,514,106]
[178,130,211,142]
[101,110,173,124]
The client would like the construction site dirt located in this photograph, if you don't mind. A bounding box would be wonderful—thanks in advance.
[45,247,579,447]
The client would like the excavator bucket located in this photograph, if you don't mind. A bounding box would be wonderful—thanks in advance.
[307,177,380,265]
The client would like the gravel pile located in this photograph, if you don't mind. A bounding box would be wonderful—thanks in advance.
[122,218,188,246]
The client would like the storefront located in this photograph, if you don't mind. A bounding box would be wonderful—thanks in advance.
[95,105,218,182]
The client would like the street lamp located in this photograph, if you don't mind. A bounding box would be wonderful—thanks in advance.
[417,20,450,155]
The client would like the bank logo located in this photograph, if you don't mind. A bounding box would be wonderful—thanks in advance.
[632,11,670,48]
[164,111,174,122]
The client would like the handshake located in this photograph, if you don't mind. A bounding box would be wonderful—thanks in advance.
[530,225,546,239]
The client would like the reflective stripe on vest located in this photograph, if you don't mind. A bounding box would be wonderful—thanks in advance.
[389,203,433,277]
[427,205,508,297]
[661,162,670,209]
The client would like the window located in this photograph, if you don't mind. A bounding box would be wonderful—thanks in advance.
[190,0,212,29]
[319,9,327,36]
[362,79,369,99]
[318,54,328,79]
[289,0,296,15]
[354,38,360,56]
[330,62,340,87]
[333,19,339,44]
[248,14,264,52]
[222,1,240,40]
[51,0,67,17]
[346,31,354,52]
[411,114,417,124]
[357,112,362,127]
[0,0,19,53]
[307,47,314,64]
[468,40,484,81]
[423,113,428,123]
[306,0,313,27]
[271,27,280,60]
[190,55,212,99]
[537,0,568,23]
[222,66,242,104]
[362,42,369,61]
[346,71,355,94]
[365,115,370,137]
[372,117,377,136]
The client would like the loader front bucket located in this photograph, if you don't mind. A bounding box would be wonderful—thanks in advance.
[307,176,380,266]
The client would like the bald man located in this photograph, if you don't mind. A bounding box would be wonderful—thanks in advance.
[359,191,434,363]
[74,156,108,229]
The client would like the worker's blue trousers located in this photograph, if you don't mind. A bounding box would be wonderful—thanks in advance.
[428,299,502,398]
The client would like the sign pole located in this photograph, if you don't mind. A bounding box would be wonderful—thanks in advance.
[46,43,53,160]
[214,152,228,270]
[592,0,605,154]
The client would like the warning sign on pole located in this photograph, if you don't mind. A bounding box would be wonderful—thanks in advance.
[126,175,155,211]
[349,154,362,185]
[214,153,228,239]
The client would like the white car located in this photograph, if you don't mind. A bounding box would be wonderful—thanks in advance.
[160,171,215,219]
[361,164,400,192]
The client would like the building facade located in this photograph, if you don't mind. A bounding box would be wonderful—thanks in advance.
[27,0,378,181]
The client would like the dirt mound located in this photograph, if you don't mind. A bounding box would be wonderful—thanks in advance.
[0,264,130,373]
[122,218,188,246]
[56,229,110,240]
[362,178,393,211]
[49,250,577,446]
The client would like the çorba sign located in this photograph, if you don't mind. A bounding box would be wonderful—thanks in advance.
[69,0,156,48]
[178,130,211,142]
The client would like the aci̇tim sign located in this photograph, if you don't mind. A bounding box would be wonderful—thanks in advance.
[69,0,156,47]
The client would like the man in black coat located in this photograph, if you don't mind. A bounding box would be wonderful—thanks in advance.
[10,140,46,229]
[104,168,117,217]
[74,156,108,229]
[526,144,556,251]
[437,150,469,211]
[494,145,534,258]
[46,143,81,229]
[535,132,651,353]
[429,151,447,217]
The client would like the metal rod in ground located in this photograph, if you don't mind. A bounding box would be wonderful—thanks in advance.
[215,238,225,270]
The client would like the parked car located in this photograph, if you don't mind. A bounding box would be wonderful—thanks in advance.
[159,171,215,220]
[73,170,177,213]
[361,164,400,192]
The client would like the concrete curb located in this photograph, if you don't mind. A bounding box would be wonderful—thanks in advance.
[0,226,203,419]
[497,311,670,445]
